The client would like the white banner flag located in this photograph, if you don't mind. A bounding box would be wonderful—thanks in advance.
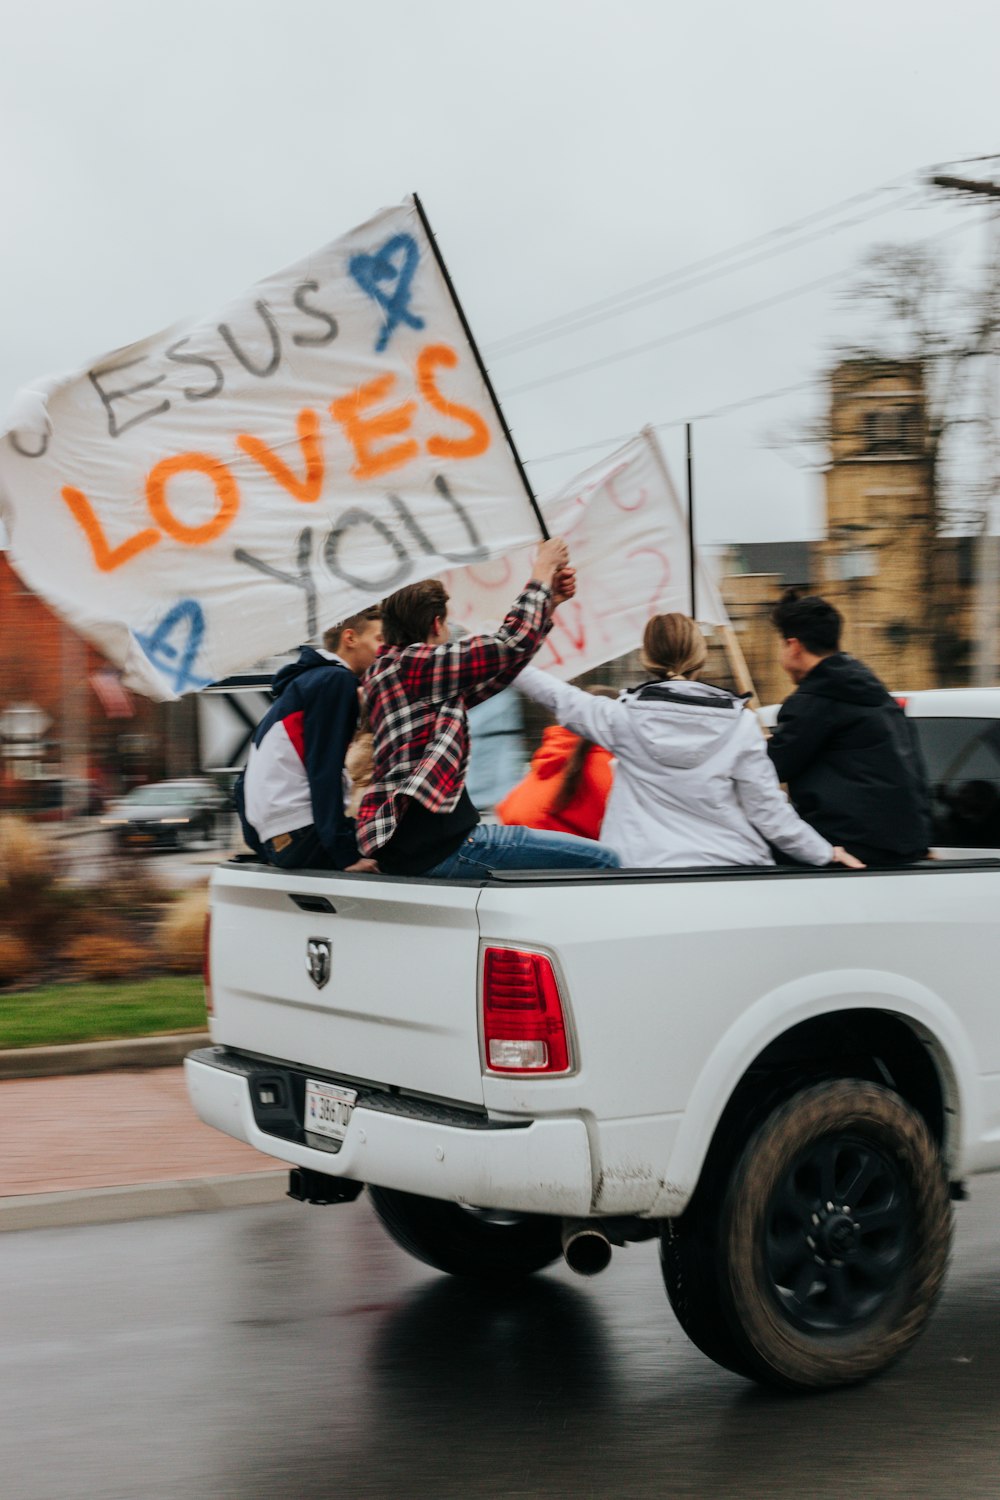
[443,427,729,680]
[0,197,543,699]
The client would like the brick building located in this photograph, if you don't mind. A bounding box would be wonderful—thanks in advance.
[0,551,198,810]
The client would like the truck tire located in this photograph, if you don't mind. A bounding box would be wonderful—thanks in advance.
[706,1079,951,1390]
[368,1187,563,1280]
[660,1211,754,1380]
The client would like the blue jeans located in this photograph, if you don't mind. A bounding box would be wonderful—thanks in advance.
[424,823,621,878]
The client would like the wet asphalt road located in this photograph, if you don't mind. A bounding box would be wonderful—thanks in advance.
[4,1176,1000,1500]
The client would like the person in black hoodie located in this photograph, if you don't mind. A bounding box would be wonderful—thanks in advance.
[767,591,930,866]
[235,607,382,870]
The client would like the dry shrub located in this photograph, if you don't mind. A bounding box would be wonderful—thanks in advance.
[155,886,209,974]
[0,815,62,948]
[0,822,55,900]
[0,816,52,887]
[102,863,174,918]
[0,932,33,987]
[63,930,150,982]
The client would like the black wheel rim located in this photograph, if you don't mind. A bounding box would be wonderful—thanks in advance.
[762,1132,912,1334]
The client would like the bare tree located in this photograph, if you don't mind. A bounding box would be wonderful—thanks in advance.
[761,234,1000,682]
[836,241,996,531]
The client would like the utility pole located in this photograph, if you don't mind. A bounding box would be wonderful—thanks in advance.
[928,173,1000,685]
[685,422,697,619]
[60,619,89,814]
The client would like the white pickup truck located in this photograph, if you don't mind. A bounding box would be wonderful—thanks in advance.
[186,852,1000,1392]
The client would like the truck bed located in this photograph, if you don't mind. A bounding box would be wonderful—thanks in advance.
[191,854,1000,1216]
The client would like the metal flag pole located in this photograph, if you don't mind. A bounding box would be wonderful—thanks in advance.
[647,423,757,704]
[411,192,549,541]
[685,422,697,619]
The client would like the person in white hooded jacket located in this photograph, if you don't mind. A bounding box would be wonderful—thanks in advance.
[514,613,864,870]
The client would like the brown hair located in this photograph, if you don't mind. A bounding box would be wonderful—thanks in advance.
[323,605,381,654]
[641,613,707,681]
[381,579,449,647]
[552,686,619,813]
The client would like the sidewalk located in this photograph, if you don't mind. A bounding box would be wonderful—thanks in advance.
[0,1064,287,1231]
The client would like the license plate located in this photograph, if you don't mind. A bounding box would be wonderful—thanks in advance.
[128,831,152,843]
[304,1079,357,1142]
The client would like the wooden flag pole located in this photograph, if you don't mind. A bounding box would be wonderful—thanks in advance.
[717,623,759,707]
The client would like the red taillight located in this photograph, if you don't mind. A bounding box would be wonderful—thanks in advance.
[894,695,909,709]
[203,910,213,1016]
[481,947,570,1074]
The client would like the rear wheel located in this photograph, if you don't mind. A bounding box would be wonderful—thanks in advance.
[368,1187,563,1280]
[663,1080,952,1391]
[660,1208,754,1379]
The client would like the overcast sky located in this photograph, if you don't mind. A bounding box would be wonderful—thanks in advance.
[1,0,997,549]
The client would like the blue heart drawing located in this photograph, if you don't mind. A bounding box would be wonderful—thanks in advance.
[135,599,213,693]
[349,232,425,353]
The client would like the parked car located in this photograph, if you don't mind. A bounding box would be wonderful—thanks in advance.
[101,778,227,851]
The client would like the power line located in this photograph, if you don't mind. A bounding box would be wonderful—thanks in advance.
[485,175,913,357]
[489,159,1000,363]
[505,271,845,398]
[484,157,996,370]
[487,187,922,361]
[504,215,979,402]
[521,212,986,468]
[930,152,1000,168]
[523,378,823,467]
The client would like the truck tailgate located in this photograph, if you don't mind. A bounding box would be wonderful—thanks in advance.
[209,867,485,1106]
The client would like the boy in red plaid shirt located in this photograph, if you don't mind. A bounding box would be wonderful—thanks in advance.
[357,538,620,878]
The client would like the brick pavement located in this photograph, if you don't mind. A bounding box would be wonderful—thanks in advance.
[0,1066,282,1197]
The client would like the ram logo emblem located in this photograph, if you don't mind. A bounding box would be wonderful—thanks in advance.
[306,937,331,990]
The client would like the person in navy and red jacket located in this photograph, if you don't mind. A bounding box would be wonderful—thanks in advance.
[235,606,382,871]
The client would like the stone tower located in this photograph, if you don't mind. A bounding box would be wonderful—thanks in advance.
[819,358,938,689]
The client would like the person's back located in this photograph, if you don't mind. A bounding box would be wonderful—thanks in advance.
[237,608,382,870]
[573,677,827,867]
[356,543,620,878]
[496,724,614,841]
[767,592,930,865]
[515,614,856,870]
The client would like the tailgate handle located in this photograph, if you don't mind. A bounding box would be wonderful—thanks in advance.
[289,893,336,914]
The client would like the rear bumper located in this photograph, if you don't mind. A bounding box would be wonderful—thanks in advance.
[116,824,179,850]
[184,1049,594,1216]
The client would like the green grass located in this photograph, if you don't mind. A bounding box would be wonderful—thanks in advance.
[0,976,207,1050]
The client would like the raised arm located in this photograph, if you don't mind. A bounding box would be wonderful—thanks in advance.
[396,538,568,705]
[515,665,628,753]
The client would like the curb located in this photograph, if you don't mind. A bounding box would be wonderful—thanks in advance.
[0,1031,211,1080]
[0,1169,289,1233]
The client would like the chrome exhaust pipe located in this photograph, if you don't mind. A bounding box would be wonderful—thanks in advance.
[561,1218,613,1276]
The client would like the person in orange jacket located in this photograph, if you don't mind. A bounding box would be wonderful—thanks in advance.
[496,688,616,841]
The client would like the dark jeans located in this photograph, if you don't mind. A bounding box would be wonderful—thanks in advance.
[423,823,621,878]
[263,824,340,870]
